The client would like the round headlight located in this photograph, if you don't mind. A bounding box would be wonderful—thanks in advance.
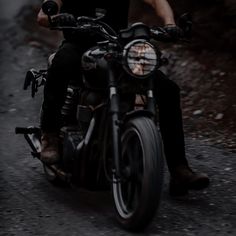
[123,40,158,78]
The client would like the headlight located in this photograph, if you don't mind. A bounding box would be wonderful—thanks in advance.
[123,39,158,78]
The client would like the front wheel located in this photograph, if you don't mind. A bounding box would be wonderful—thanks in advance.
[112,117,164,231]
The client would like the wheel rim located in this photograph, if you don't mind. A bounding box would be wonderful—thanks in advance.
[113,127,144,219]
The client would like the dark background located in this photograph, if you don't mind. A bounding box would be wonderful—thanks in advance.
[130,0,236,151]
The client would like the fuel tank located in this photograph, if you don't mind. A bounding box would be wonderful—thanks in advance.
[81,46,108,90]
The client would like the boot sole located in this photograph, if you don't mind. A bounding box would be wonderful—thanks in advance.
[187,177,210,190]
[169,177,210,197]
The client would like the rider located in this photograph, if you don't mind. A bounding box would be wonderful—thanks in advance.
[37,0,210,196]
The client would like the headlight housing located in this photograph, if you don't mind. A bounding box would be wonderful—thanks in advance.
[123,39,158,78]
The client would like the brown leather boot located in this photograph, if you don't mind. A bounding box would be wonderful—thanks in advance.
[40,132,60,165]
[169,165,210,196]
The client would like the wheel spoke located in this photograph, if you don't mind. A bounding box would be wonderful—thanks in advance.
[119,130,144,212]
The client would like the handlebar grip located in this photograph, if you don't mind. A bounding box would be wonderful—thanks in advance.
[42,0,59,16]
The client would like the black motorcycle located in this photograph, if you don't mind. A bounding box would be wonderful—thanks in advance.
[16,1,192,231]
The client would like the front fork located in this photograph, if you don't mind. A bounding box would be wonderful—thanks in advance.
[146,77,156,113]
[108,66,122,182]
[108,63,157,182]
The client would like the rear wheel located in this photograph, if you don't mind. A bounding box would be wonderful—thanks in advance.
[112,117,164,231]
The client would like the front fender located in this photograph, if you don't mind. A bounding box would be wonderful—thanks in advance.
[123,109,155,123]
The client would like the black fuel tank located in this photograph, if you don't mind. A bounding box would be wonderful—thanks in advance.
[81,47,108,90]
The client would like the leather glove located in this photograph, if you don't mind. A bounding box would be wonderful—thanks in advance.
[51,13,77,27]
[163,24,184,41]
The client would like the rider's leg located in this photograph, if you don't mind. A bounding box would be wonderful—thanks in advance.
[40,40,84,164]
[154,70,209,196]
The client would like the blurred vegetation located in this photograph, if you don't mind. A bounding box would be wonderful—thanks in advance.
[130,1,236,151]
[129,0,236,52]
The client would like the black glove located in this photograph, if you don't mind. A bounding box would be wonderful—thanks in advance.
[51,13,77,27]
[163,24,184,41]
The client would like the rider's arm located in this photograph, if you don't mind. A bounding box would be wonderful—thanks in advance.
[143,0,176,25]
[37,0,63,27]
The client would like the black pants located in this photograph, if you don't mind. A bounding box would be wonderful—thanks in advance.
[41,41,189,172]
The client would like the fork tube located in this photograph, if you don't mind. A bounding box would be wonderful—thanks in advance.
[147,77,156,115]
[108,66,121,180]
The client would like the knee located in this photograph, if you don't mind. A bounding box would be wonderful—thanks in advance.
[48,53,56,67]
[50,51,78,71]
[49,43,80,71]
[155,70,181,100]
[167,79,181,98]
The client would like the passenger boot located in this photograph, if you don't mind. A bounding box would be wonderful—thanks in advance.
[40,132,60,165]
[169,165,210,196]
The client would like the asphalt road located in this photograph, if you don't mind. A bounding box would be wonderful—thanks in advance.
[0,1,235,235]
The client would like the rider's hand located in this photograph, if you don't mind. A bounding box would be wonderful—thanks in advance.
[37,9,51,27]
[51,13,77,27]
[163,24,184,41]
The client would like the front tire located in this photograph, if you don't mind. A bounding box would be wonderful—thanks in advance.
[112,117,164,231]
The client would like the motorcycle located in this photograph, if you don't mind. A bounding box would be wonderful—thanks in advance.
[15,0,192,231]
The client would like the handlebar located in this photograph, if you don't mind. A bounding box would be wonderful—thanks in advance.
[45,14,184,43]
[150,27,172,42]
[41,1,191,43]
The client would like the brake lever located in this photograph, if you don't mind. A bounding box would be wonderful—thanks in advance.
[150,28,172,42]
